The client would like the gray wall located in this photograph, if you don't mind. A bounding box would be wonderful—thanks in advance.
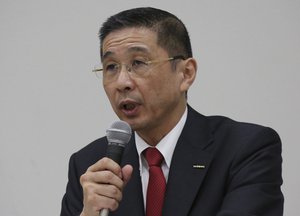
[1,0,299,215]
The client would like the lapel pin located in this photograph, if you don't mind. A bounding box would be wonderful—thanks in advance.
[193,164,205,169]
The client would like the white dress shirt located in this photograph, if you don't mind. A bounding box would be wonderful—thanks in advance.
[135,107,188,207]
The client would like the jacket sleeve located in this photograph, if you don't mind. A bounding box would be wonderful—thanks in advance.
[60,153,83,216]
[217,127,284,216]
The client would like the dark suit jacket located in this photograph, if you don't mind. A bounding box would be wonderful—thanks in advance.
[61,106,284,216]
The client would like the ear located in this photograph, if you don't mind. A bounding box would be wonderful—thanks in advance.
[179,58,197,92]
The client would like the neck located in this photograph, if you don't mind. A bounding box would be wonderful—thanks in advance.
[137,103,187,146]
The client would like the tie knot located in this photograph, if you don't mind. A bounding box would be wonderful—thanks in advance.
[143,147,164,167]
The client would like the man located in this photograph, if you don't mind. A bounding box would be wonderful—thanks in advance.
[61,7,284,216]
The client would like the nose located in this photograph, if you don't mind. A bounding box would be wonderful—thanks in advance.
[115,64,135,92]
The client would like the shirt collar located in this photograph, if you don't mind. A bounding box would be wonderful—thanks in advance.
[135,107,188,168]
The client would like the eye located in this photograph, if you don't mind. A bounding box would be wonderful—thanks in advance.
[132,59,147,66]
[104,63,119,73]
[132,59,148,67]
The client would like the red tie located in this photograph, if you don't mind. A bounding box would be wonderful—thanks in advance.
[143,147,166,216]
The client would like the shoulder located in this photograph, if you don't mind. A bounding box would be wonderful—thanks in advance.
[188,105,280,142]
[187,105,281,158]
[208,115,280,141]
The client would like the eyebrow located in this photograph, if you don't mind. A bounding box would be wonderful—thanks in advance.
[102,46,151,61]
[128,46,151,54]
[102,51,114,61]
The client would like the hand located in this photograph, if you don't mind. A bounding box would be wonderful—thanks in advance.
[79,157,133,216]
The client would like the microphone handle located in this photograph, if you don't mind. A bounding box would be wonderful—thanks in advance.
[106,143,124,164]
[99,143,125,216]
[99,209,109,216]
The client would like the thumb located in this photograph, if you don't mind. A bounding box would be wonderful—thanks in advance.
[121,164,133,185]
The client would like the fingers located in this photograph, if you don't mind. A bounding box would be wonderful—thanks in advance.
[87,157,122,178]
[81,169,124,190]
[79,157,133,216]
[82,182,121,211]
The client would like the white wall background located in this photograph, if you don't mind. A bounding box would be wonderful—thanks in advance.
[1,0,299,215]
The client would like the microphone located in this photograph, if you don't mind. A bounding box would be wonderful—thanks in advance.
[99,120,132,216]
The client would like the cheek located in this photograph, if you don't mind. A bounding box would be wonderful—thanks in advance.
[153,75,180,95]
[103,85,110,98]
[103,85,115,105]
[141,78,162,99]
[145,80,175,106]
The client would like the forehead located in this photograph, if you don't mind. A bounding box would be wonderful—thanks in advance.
[102,27,161,58]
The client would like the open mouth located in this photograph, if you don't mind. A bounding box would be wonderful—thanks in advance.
[123,103,136,111]
[119,99,140,114]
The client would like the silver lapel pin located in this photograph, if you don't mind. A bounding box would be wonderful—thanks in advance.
[193,164,206,169]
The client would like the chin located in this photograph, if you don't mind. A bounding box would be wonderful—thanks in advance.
[124,120,143,132]
[117,114,147,131]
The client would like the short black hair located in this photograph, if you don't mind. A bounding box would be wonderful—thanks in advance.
[99,7,193,60]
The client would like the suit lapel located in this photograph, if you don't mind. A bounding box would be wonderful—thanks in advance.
[163,106,215,216]
[111,136,145,216]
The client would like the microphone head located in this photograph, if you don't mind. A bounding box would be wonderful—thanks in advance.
[106,120,132,145]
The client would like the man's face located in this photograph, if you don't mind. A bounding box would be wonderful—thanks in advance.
[102,27,189,140]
